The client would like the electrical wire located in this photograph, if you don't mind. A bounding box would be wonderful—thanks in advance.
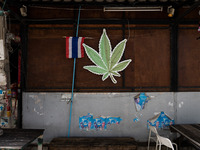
[67,5,81,138]
[2,0,7,10]
[30,5,102,11]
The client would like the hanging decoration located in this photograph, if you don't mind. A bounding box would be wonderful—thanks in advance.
[66,37,85,58]
[83,29,132,84]
[66,6,82,138]
[147,111,174,129]
[134,93,150,111]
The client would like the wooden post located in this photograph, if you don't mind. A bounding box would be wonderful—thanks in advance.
[0,12,11,128]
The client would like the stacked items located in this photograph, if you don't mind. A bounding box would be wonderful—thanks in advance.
[0,83,18,129]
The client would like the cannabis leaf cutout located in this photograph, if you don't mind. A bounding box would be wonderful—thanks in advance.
[83,29,132,84]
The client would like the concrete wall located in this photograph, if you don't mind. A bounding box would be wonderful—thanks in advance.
[176,92,200,124]
[22,92,200,143]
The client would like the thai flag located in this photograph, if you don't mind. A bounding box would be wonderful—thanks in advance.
[66,37,85,58]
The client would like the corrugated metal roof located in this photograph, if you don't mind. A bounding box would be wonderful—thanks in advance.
[18,0,200,2]
[3,0,200,7]
[19,0,199,2]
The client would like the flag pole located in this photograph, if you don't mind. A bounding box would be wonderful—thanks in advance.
[68,5,81,138]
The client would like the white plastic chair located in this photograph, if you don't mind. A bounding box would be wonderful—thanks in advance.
[147,124,159,150]
[157,135,178,150]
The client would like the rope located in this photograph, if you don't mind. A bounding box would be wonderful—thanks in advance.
[68,5,81,138]
[2,0,7,10]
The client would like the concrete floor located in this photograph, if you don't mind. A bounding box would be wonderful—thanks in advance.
[24,144,197,150]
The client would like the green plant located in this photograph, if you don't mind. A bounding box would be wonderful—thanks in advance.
[83,29,132,84]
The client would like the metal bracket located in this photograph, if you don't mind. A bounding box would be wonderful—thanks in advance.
[60,97,71,104]
[66,98,72,104]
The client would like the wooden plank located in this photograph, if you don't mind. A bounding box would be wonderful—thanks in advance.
[178,29,200,88]
[49,137,137,150]
[0,129,44,149]
[181,125,200,143]
[170,124,200,148]
[27,26,171,92]
[126,29,170,88]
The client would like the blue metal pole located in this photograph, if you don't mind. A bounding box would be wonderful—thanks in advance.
[68,6,81,138]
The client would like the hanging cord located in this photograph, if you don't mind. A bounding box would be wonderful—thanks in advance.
[126,19,131,41]
[2,0,7,10]
[68,5,81,138]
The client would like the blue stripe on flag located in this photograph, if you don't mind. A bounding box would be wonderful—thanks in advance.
[72,37,78,58]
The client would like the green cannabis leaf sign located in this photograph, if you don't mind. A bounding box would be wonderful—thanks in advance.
[83,29,132,84]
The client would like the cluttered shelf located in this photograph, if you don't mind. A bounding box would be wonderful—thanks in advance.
[0,129,44,149]
[0,83,18,128]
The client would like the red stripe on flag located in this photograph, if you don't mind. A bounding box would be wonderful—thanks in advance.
[18,50,21,88]
[66,37,69,58]
[81,37,85,58]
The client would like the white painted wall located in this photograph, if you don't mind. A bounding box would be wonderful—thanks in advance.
[176,92,200,124]
[22,92,199,143]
